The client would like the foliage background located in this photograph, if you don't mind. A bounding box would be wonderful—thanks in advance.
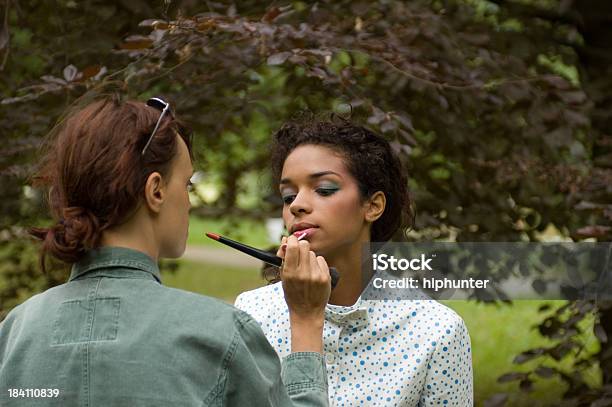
[1,0,611,405]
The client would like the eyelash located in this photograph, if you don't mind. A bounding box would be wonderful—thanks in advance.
[282,188,338,204]
[187,181,194,191]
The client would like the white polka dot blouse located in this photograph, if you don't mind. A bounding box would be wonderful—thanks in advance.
[235,282,473,406]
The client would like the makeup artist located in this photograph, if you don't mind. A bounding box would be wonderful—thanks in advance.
[0,96,331,406]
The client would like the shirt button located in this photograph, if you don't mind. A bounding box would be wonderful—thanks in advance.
[325,352,335,364]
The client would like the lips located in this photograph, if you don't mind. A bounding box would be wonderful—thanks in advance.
[293,229,312,240]
[291,223,318,234]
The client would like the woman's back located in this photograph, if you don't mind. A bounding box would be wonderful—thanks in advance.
[0,247,306,406]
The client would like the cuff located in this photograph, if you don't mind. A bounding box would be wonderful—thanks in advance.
[281,352,328,395]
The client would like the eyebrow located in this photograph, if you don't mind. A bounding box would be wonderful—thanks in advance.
[280,171,341,185]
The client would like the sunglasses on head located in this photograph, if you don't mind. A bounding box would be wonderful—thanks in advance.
[141,97,170,156]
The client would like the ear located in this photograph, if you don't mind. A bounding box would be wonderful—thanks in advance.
[364,191,386,223]
[144,171,166,213]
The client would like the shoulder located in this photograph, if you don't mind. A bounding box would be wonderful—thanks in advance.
[159,285,252,327]
[418,300,468,334]
[153,286,274,354]
[368,297,464,323]
[365,298,468,341]
[162,285,236,311]
[422,300,465,323]
[414,301,470,349]
[0,287,60,328]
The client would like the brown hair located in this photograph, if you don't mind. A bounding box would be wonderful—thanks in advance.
[30,95,192,272]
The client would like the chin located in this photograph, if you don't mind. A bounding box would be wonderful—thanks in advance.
[309,241,327,257]
[313,239,350,259]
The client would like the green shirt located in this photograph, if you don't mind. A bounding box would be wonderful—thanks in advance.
[0,246,328,406]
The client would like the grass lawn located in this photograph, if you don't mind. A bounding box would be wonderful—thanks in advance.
[161,259,265,302]
[164,258,602,407]
[187,215,271,248]
[444,300,600,406]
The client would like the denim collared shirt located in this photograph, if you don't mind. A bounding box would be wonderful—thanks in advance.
[0,246,328,406]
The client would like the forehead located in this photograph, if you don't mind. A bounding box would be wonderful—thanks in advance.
[282,144,348,176]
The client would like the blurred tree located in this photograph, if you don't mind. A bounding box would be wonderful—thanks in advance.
[1,0,610,404]
[477,1,612,405]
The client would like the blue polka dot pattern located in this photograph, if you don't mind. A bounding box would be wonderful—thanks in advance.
[235,282,473,406]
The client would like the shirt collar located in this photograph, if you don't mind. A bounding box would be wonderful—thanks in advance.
[325,296,370,328]
[69,246,162,283]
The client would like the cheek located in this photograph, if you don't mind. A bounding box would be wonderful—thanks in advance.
[282,205,292,224]
[170,189,190,223]
[321,194,365,236]
[330,191,363,217]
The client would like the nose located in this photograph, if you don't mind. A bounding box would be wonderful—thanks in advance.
[289,191,312,216]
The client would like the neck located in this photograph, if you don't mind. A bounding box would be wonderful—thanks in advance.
[327,234,370,306]
[100,212,159,261]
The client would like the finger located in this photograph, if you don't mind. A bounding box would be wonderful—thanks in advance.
[308,251,318,279]
[298,239,310,269]
[283,235,299,276]
[316,256,330,282]
[277,235,288,258]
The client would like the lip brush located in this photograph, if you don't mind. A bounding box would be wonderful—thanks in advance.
[205,232,339,288]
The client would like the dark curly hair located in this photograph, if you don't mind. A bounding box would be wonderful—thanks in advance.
[271,114,413,242]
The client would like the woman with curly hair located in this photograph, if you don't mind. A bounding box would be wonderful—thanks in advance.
[236,117,473,406]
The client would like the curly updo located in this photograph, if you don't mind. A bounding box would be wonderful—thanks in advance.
[271,114,413,241]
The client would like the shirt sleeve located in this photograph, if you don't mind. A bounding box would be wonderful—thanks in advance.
[419,317,473,407]
[223,310,329,407]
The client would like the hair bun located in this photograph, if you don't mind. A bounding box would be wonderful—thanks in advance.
[32,206,102,265]
[61,206,100,247]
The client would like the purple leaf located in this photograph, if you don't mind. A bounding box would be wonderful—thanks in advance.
[498,372,527,383]
[534,366,555,378]
[595,323,608,344]
[267,52,292,66]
